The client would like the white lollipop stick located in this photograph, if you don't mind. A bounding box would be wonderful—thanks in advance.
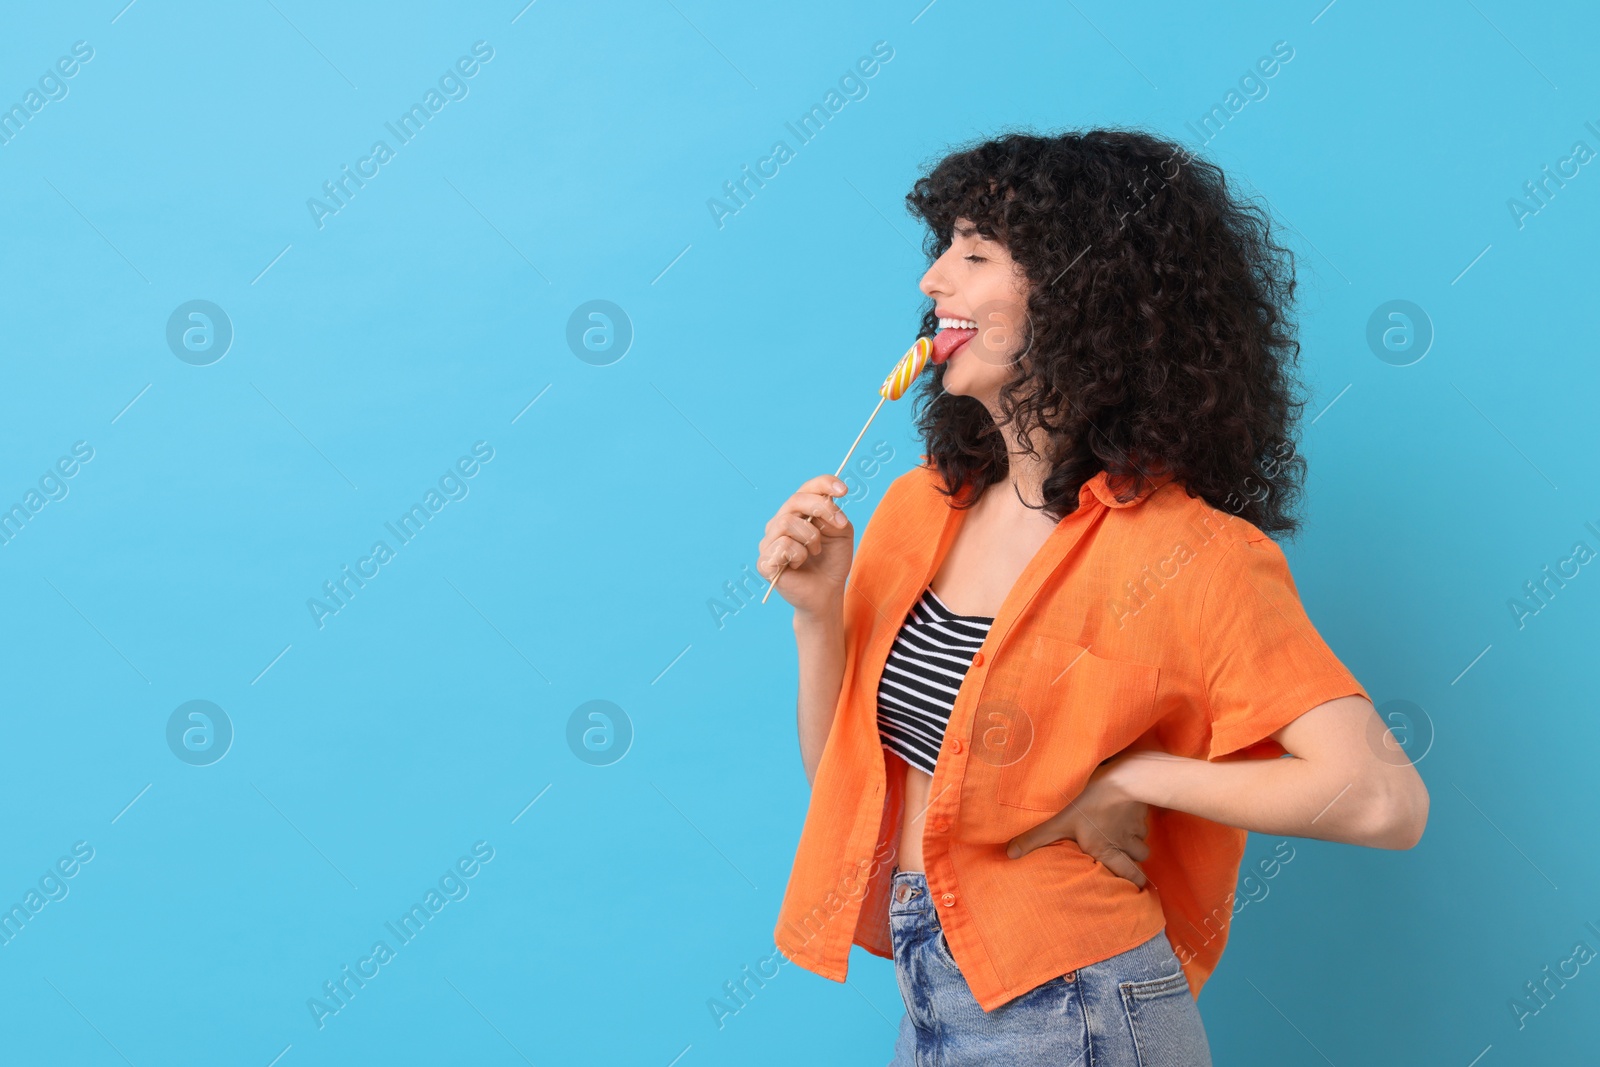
[761,337,933,605]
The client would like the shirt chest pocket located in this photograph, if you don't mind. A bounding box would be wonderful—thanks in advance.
[975,634,1163,813]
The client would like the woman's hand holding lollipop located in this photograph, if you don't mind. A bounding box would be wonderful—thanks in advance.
[758,337,933,605]
[756,475,855,614]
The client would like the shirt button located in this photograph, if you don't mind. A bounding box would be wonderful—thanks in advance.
[940,892,956,907]
[971,651,984,667]
[949,738,963,754]
[931,816,950,833]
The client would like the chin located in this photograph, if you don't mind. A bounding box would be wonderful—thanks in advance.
[937,364,968,396]
[957,365,1011,394]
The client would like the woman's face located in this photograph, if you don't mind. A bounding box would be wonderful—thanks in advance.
[918,217,1032,404]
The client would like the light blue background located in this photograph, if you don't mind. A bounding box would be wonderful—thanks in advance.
[1,1,1596,1063]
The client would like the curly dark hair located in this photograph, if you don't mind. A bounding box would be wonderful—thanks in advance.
[906,127,1314,538]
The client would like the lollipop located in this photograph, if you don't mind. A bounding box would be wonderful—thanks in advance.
[761,337,934,604]
[879,336,932,400]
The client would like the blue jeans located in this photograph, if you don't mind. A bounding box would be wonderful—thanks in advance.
[887,868,1213,1066]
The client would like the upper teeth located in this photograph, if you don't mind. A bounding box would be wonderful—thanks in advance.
[938,317,977,330]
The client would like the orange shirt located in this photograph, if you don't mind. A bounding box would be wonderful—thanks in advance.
[773,461,1370,1011]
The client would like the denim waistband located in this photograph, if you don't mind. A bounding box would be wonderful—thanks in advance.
[888,866,935,916]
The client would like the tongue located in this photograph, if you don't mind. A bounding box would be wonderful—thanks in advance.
[931,328,977,363]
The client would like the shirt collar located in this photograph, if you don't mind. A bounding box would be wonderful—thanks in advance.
[904,461,1172,662]
[1080,465,1175,510]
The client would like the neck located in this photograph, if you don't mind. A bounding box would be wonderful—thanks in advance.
[998,422,1053,509]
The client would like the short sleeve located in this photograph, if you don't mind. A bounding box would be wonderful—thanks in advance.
[1199,535,1370,760]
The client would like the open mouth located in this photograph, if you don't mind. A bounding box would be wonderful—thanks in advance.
[932,317,977,363]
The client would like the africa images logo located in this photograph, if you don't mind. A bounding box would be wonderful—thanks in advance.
[306,842,495,1030]
[306,41,495,230]
[706,40,894,229]
[307,442,494,629]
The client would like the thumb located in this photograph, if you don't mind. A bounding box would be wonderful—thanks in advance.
[1009,802,1084,859]
[1006,817,1065,859]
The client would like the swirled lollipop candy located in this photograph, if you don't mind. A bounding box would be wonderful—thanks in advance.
[879,336,933,401]
[761,336,934,604]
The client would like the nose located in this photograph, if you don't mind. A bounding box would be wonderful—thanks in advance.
[920,252,955,300]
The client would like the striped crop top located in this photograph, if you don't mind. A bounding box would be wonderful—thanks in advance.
[875,586,995,775]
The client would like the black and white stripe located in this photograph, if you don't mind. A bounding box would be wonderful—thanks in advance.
[876,587,994,775]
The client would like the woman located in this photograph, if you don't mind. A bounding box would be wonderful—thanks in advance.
[758,129,1429,1065]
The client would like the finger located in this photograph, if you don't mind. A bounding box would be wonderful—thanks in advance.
[758,527,806,566]
[766,494,848,540]
[755,538,779,579]
[1005,814,1071,859]
[788,491,850,530]
[775,514,827,557]
[1098,849,1147,887]
[774,536,807,571]
[1123,837,1151,863]
[759,537,805,579]
[798,474,850,500]
[756,550,780,582]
